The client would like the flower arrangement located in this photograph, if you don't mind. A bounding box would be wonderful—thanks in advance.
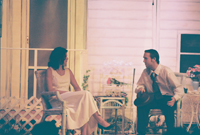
[107,77,129,87]
[186,65,200,81]
[106,78,129,106]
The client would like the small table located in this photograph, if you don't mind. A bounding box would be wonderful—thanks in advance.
[94,96,125,135]
[183,91,200,131]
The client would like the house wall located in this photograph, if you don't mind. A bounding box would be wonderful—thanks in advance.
[158,0,200,71]
[87,0,154,95]
[87,0,200,94]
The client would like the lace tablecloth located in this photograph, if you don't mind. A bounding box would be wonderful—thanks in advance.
[181,90,200,131]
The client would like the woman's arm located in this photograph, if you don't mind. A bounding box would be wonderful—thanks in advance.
[46,67,66,94]
[69,69,81,91]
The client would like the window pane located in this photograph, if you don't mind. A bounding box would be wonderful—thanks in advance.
[181,34,200,53]
[29,0,67,48]
[29,50,34,66]
[180,55,200,73]
[28,69,34,99]
[37,50,51,66]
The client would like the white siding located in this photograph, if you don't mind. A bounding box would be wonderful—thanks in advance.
[87,0,200,93]
[159,0,200,71]
[86,0,200,132]
[87,0,154,94]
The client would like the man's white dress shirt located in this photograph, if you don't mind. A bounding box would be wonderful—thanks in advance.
[135,64,184,101]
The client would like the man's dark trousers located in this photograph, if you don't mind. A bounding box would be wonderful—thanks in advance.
[137,95,177,135]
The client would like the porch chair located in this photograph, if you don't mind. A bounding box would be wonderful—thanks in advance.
[148,72,187,132]
[35,69,69,135]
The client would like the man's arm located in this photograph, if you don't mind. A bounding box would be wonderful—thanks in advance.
[167,71,185,101]
[135,70,146,93]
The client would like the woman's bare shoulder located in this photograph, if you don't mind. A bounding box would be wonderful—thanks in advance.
[47,67,53,75]
[65,68,72,73]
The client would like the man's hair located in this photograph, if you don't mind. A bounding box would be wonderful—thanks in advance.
[145,49,160,64]
[48,47,68,70]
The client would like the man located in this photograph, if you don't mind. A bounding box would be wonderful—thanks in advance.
[135,49,184,135]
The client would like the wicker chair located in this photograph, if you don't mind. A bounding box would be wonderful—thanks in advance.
[148,72,187,132]
[35,69,68,135]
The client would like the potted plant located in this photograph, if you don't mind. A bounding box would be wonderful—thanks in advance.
[186,65,200,91]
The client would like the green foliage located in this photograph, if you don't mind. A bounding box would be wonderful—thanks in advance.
[120,91,128,106]
[82,70,91,90]
[125,97,128,106]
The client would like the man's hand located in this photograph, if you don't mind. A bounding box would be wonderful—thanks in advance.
[138,87,145,93]
[167,97,176,107]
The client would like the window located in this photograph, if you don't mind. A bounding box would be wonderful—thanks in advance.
[180,34,200,73]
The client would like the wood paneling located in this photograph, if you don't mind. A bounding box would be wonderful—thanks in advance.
[161,1,200,11]
[88,56,143,65]
[87,38,152,47]
[161,0,200,2]
[88,29,152,38]
[159,0,200,72]
[160,20,200,30]
[160,30,177,38]
[159,48,177,57]
[87,0,200,93]
[87,0,154,97]
[88,19,152,29]
[88,46,148,56]
[161,11,200,21]
[160,39,177,48]
[88,1,152,10]
[88,10,153,20]
[86,0,200,131]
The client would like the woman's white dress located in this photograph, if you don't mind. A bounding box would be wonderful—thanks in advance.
[50,67,100,134]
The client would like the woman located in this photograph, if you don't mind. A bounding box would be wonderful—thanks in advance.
[46,47,113,135]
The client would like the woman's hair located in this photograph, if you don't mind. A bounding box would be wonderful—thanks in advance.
[48,47,68,70]
[145,49,160,64]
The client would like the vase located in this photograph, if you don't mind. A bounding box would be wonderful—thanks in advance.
[192,81,199,91]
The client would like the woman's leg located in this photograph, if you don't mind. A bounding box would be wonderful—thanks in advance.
[93,112,110,127]
[81,122,88,135]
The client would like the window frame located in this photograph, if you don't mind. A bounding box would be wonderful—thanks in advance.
[177,31,200,73]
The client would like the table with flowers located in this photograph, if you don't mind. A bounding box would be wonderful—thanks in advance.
[181,90,200,132]
[93,78,131,135]
[182,65,200,131]
[94,96,125,135]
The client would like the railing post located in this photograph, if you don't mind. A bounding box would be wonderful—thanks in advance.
[33,49,38,97]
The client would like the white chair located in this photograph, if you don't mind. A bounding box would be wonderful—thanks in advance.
[148,72,187,132]
[174,72,187,127]
[35,70,68,135]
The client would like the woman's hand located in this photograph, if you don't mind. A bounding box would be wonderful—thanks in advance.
[69,69,81,91]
